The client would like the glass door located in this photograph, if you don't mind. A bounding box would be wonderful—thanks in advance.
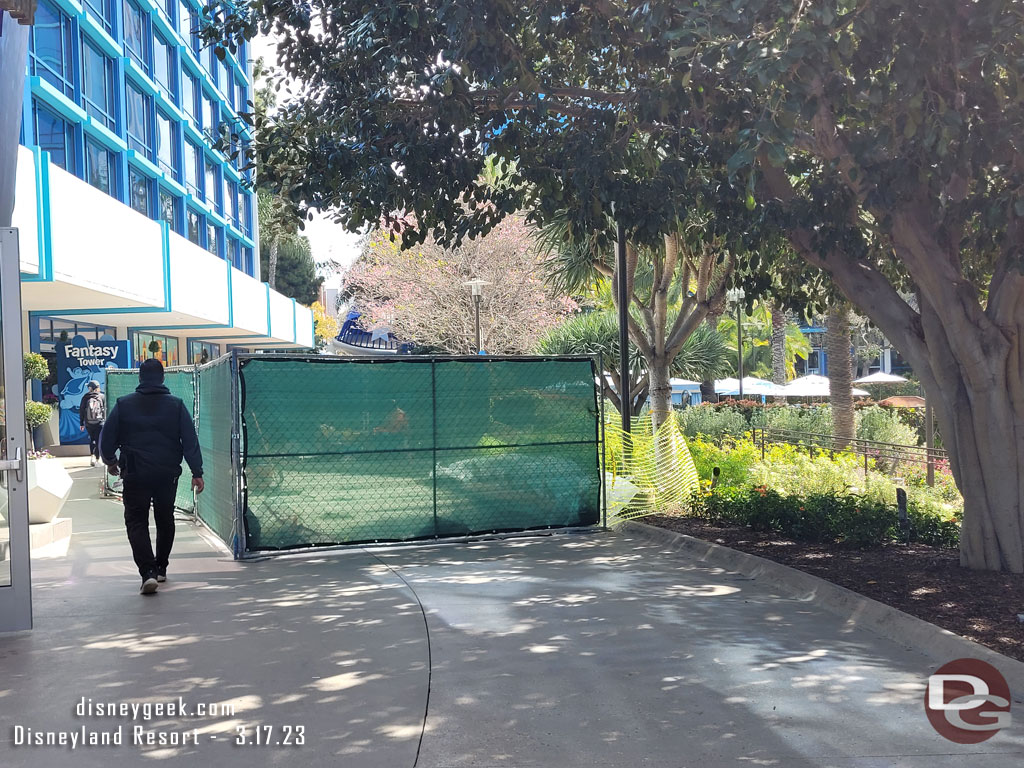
[0,228,32,632]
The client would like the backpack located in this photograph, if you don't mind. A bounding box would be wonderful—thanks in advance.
[85,394,105,425]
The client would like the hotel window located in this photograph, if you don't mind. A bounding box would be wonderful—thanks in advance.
[160,189,180,231]
[229,180,239,226]
[84,0,114,34]
[33,103,75,171]
[227,237,241,270]
[177,0,192,40]
[236,81,247,112]
[202,94,216,136]
[156,111,178,176]
[183,140,200,196]
[85,139,116,196]
[133,332,179,367]
[207,223,220,257]
[180,69,198,123]
[205,160,217,207]
[129,167,152,216]
[82,42,116,130]
[30,0,74,98]
[125,82,153,157]
[122,0,151,74]
[243,246,254,276]
[206,45,218,84]
[189,341,220,365]
[153,33,175,97]
[241,193,252,237]
[186,208,201,245]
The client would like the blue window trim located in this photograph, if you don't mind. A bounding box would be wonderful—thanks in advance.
[124,77,154,158]
[84,135,118,197]
[30,0,76,99]
[32,99,78,173]
[121,0,152,75]
[83,0,115,36]
[127,162,156,217]
[80,38,117,131]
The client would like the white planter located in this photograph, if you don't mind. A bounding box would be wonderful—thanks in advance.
[27,459,73,525]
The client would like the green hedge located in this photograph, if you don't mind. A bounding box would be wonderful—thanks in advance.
[691,486,960,548]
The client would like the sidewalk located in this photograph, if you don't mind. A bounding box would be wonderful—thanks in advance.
[1,468,1022,767]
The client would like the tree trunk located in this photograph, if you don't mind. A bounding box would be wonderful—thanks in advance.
[770,303,787,403]
[268,237,280,289]
[648,356,672,433]
[759,157,1024,572]
[826,305,854,448]
[770,304,786,385]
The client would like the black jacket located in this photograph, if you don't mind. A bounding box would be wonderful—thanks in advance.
[99,382,203,479]
[79,391,106,427]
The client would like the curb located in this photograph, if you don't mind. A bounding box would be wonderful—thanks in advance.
[615,519,1024,699]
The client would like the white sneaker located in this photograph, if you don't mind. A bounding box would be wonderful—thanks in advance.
[140,576,159,595]
[90,457,96,467]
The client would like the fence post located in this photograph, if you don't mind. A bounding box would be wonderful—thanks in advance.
[925,402,935,487]
[599,353,608,530]
[229,351,244,558]
[760,429,765,461]
[431,357,439,538]
[896,487,909,543]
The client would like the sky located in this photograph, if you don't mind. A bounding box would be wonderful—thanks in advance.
[249,34,363,288]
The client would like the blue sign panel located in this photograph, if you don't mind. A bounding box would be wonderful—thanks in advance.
[54,335,130,445]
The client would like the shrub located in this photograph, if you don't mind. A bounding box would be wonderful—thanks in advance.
[765,404,833,438]
[24,352,48,383]
[25,400,53,429]
[678,404,748,440]
[857,406,920,446]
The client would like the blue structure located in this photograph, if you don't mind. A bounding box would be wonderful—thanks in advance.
[21,0,256,275]
[333,310,414,355]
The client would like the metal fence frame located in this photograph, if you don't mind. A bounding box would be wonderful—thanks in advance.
[102,365,201,516]
[111,352,607,559]
[753,426,948,484]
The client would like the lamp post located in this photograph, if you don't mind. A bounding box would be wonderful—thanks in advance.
[463,278,490,354]
[727,288,746,398]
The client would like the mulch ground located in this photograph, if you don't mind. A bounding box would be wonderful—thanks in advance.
[644,514,1024,663]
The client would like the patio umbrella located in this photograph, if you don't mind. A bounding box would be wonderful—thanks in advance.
[853,371,909,385]
[715,376,788,397]
[780,374,870,398]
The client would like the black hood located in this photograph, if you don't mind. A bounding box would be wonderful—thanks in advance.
[136,383,171,395]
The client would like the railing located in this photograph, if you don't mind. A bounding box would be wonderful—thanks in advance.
[752,427,948,485]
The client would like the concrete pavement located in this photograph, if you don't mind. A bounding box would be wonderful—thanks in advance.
[0,467,1022,767]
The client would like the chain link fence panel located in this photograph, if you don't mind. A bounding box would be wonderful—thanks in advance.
[195,357,238,548]
[238,356,602,553]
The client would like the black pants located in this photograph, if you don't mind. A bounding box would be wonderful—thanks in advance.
[122,473,178,577]
[85,423,103,459]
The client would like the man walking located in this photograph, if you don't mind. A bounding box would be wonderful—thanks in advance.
[100,359,204,594]
[79,380,106,467]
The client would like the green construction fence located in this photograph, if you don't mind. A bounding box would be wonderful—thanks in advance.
[105,353,605,557]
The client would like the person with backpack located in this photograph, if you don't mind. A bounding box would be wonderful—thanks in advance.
[100,359,204,594]
[79,380,106,467]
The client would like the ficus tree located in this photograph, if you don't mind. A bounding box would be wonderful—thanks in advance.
[204,1,1024,571]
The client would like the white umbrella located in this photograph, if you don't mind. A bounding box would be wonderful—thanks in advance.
[715,376,787,396]
[780,374,870,398]
[670,378,702,387]
[853,371,909,384]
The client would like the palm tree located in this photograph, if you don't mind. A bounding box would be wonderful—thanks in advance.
[826,305,855,447]
[537,311,730,415]
[540,214,735,433]
[716,302,811,380]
